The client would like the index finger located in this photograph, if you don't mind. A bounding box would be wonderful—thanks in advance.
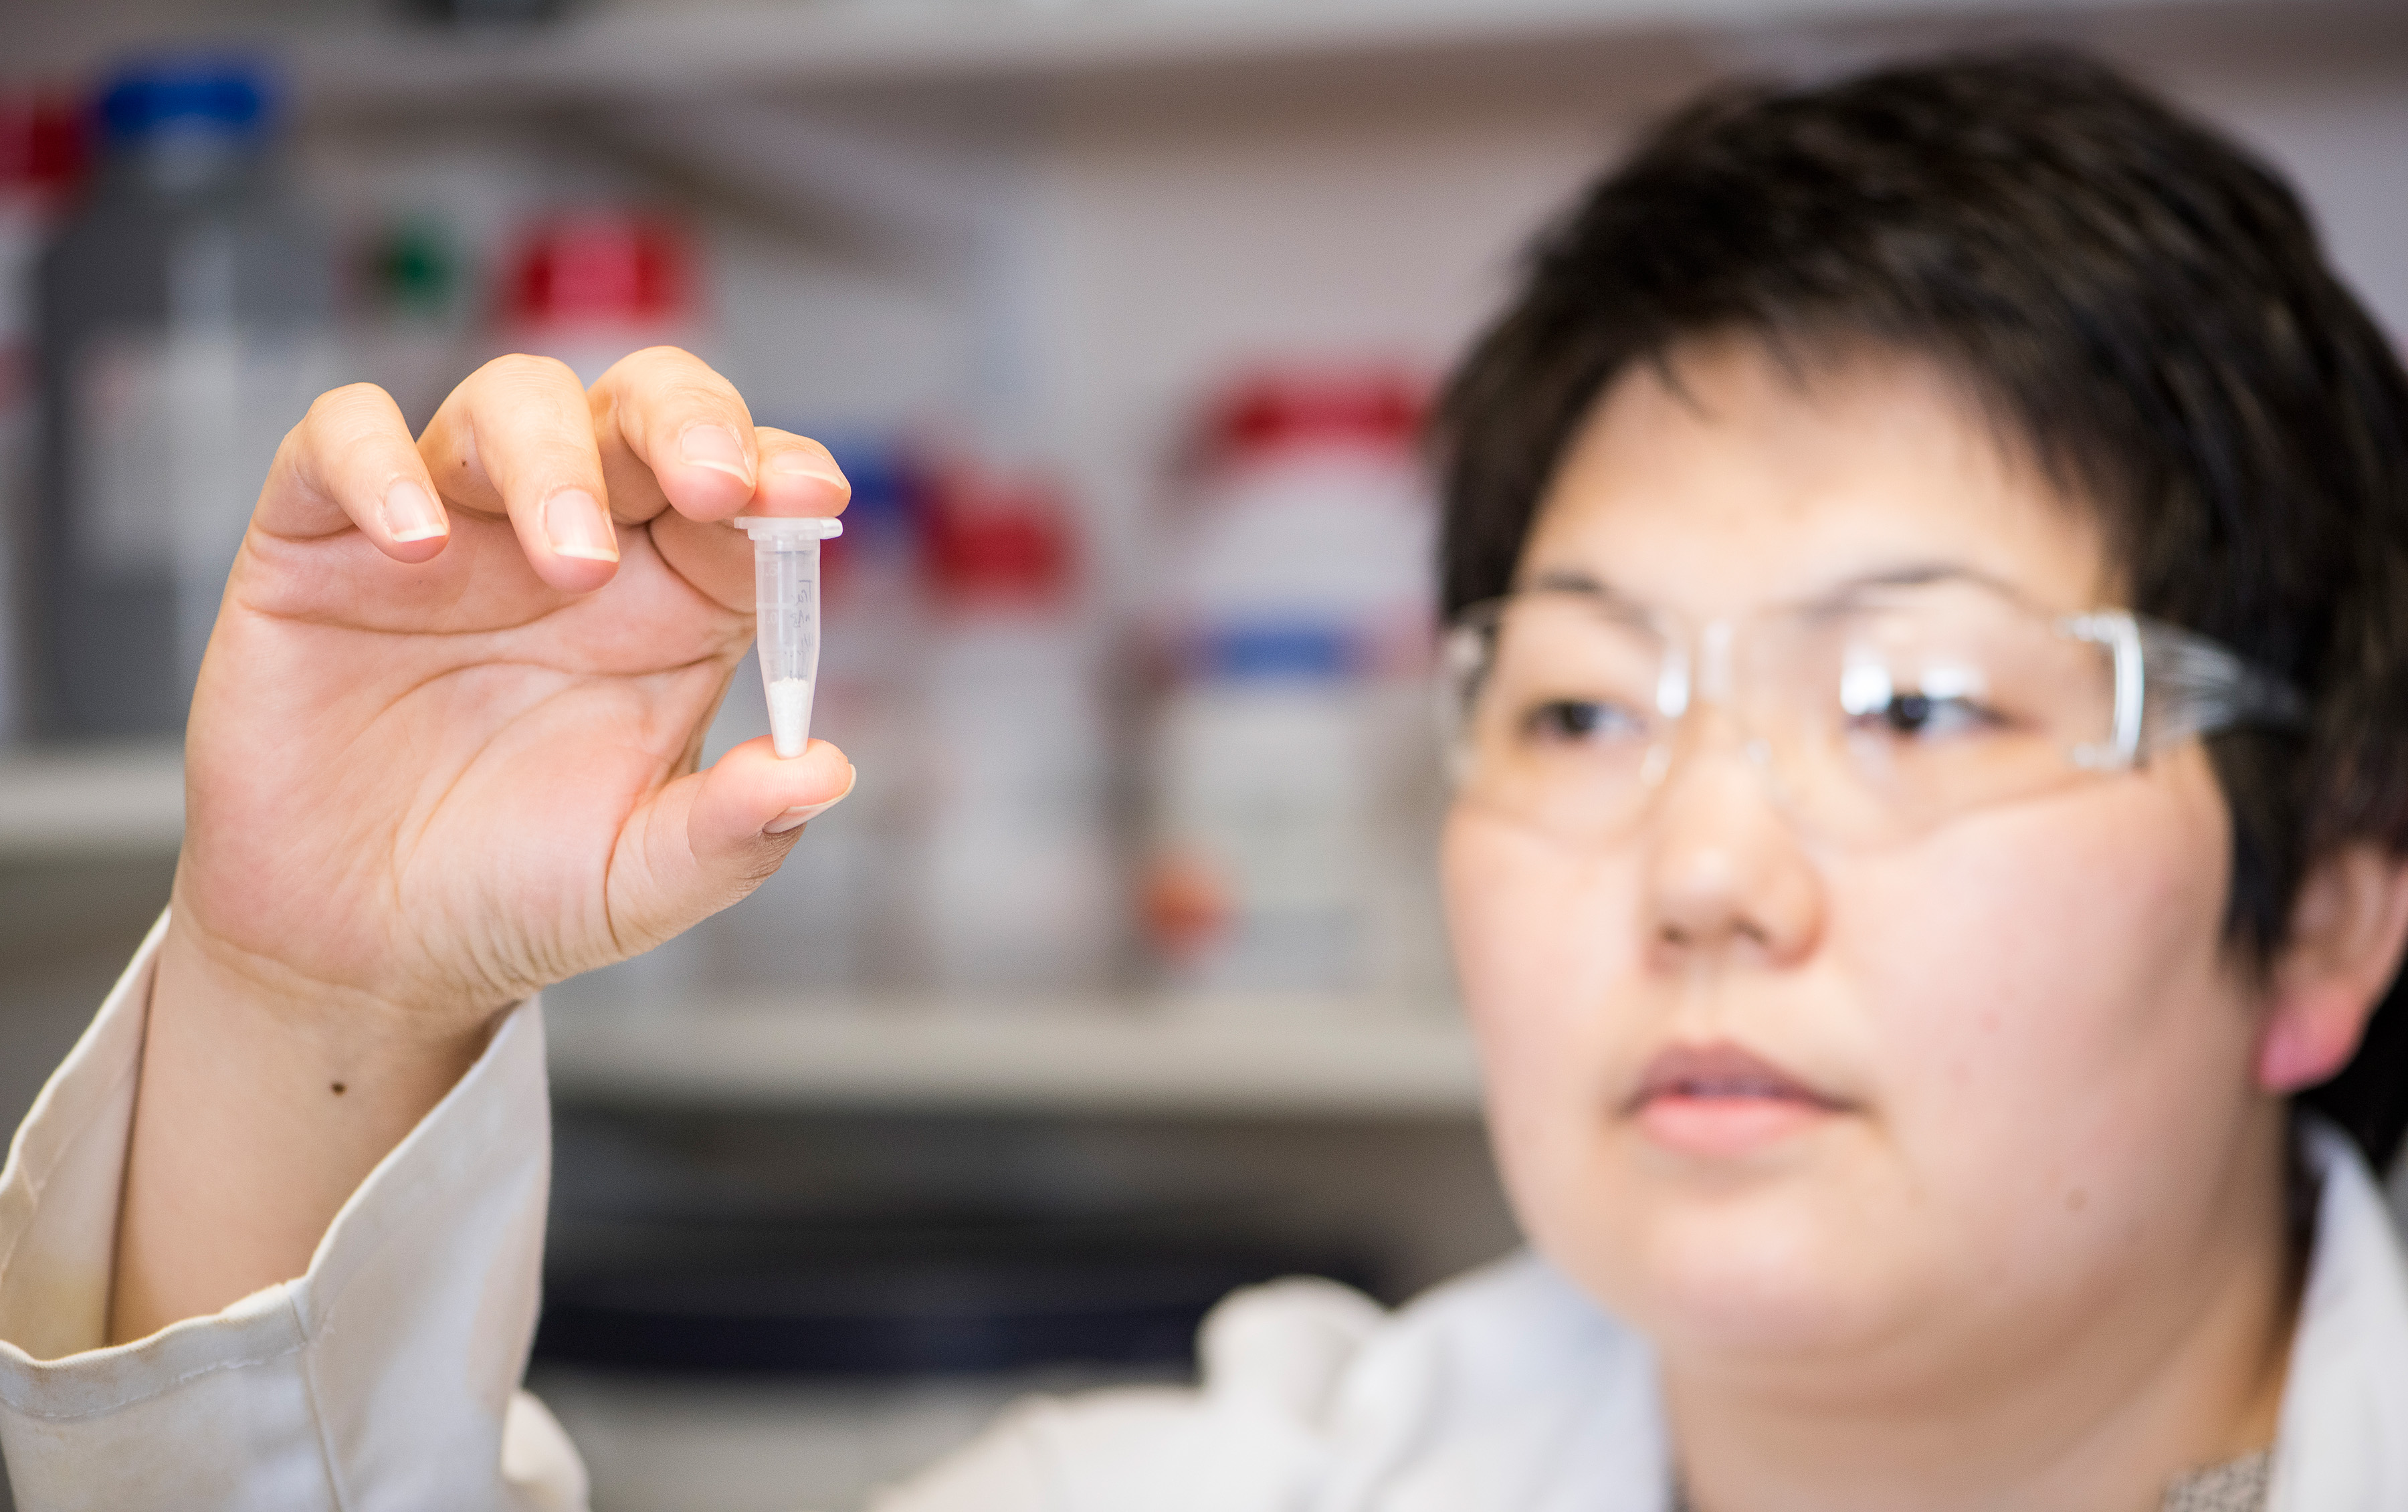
[255,383,451,562]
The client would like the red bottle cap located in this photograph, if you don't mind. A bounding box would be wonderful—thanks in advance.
[0,90,89,200]
[1202,368,1425,461]
[924,467,1078,609]
[501,212,692,328]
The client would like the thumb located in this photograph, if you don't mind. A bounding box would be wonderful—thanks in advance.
[603,737,855,956]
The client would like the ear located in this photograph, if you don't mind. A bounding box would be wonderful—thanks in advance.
[2255,845,2408,1093]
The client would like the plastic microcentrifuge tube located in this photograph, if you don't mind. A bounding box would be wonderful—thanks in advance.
[735,514,844,758]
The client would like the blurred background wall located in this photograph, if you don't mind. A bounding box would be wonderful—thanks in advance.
[1,1,2404,1508]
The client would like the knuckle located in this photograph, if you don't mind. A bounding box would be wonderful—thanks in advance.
[756,428,831,463]
[289,385,403,494]
[624,343,711,375]
[620,345,737,401]
[658,375,742,421]
[302,381,394,431]
[476,351,583,395]
[616,348,739,411]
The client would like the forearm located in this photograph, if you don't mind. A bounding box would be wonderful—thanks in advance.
[0,912,583,1510]
[110,899,496,1343]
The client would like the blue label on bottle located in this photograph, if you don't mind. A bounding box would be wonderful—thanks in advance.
[1198,622,1356,682]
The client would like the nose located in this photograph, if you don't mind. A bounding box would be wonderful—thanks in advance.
[1642,720,1825,970]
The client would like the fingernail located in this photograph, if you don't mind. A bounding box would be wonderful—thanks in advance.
[679,423,755,485]
[767,451,850,490]
[764,765,856,835]
[382,479,447,542]
[543,489,617,562]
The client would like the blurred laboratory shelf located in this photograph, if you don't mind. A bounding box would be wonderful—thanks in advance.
[548,996,1484,1117]
[0,744,183,859]
[290,0,1771,106]
[286,0,2379,112]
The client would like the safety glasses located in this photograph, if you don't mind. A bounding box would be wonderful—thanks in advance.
[1439,571,2307,849]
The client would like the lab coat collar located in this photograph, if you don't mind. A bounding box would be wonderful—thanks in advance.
[2269,1115,2408,1511]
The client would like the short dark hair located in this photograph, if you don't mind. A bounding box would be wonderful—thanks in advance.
[1434,47,2408,1169]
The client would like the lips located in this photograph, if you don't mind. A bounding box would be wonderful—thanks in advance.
[1628,1041,1845,1156]
[1632,1042,1836,1107]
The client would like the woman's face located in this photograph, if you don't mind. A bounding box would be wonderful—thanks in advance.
[1443,336,2278,1393]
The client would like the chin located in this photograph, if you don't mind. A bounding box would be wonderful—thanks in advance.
[1548,1156,1922,1366]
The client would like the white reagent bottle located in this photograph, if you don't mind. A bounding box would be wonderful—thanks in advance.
[736,514,844,758]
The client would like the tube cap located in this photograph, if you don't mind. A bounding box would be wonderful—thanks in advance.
[736,515,844,544]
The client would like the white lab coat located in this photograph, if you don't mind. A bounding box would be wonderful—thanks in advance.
[1,911,2405,1511]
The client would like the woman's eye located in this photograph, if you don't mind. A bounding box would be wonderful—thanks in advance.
[1854,692,1997,740]
[1522,699,1647,744]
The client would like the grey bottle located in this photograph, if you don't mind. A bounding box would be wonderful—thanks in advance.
[33,59,332,738]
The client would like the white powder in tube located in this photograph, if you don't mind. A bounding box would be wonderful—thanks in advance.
[767,676,815,758]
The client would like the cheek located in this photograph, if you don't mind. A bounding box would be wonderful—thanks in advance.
[1442,810,1647,1222]
[1840,758,2249,1247]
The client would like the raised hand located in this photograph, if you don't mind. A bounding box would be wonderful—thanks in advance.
[113,348,854,1340]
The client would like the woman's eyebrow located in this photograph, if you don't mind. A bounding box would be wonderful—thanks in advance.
[1520,566,1642,605]
[1803,560,2025,607]
[1518,560,2023,612]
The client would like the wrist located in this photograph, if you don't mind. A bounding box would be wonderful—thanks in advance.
[158,870,513,1055]
[112,905,504,1343]
[152,911,498,1089]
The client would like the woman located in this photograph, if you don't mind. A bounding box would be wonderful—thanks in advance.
[1,47,2403,1512]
